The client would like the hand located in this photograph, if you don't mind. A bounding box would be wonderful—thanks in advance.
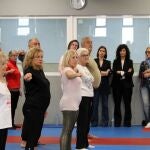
[106,69,110,76]
[10,69,15,73]
[107,69,110,73]
[117,71,124,76]
[128,68,132,72]
[5,69,15,75]
[24,73,32,81]
[143,72,150,78]
[144,69,150,73]
[117,71,121,74]
[76,72,82,77]
[101,71,108,76]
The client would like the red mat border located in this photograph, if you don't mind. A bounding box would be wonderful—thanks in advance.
[7,136,150,145]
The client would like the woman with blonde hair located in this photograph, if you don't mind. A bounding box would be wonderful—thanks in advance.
[59,49,82,150]
[5,50,21,129]
[22,47,51,150]
[0,52,12,150]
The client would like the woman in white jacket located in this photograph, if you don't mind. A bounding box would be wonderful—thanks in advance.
[76,48,100,150]
[0,51,12,150]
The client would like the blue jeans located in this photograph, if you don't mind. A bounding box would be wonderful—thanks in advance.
[91,89,109,126]
[140,84,150,122]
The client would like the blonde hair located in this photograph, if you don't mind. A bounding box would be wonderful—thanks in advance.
[62,49,77,68]
[0,51,7,67]
[23,47,43,70]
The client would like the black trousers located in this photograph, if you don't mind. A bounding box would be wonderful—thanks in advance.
[76,96,93,149]
[22,106,45,148]
[0,128,8,150]
[112,86,133,126]
[10,90,20,126]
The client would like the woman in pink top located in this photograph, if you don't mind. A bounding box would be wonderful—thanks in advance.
[59,49,82,150]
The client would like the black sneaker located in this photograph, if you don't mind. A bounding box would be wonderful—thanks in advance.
[142,120,147,126]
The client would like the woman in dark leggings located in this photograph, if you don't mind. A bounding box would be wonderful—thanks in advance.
[22,47,51,150]
[59,50,82,150]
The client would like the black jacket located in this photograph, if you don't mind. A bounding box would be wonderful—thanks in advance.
[95,58,111,94]
[24,67,51,112]
[111,59,134,89]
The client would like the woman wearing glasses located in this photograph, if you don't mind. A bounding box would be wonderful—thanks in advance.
[76,48,95,150]
[139,47,150,128]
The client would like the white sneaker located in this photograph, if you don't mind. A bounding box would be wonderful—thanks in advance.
[20,141,26,148]
[88,144,95,148]
[145,122,150,128]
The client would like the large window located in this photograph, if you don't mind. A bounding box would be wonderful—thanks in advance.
[76,16,150,63]
[0,16,150,64]
[0,17,67,63]
[95,17,107,37]
[122,17,133,44]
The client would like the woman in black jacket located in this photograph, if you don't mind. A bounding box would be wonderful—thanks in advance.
[111,44,134,127]
[22,47,51,150]
[91,46,111,127]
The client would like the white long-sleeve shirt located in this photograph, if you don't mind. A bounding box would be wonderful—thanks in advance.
[77,64,94,97]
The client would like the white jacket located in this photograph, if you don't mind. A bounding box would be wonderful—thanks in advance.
[0,82,12,129]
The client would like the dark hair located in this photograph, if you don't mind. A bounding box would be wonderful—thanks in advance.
[96,46,107,59]
[115,44,130,60]
[67,40,79,50]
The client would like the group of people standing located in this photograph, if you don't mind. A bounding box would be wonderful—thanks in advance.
[0,38,51,150]
[0,36,150,150]
[90,43,134,128]
[59,37,101,150]
[59,37,150,150]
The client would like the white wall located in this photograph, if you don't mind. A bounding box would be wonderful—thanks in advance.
[15,74,144,125]
[0,0,150,16]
